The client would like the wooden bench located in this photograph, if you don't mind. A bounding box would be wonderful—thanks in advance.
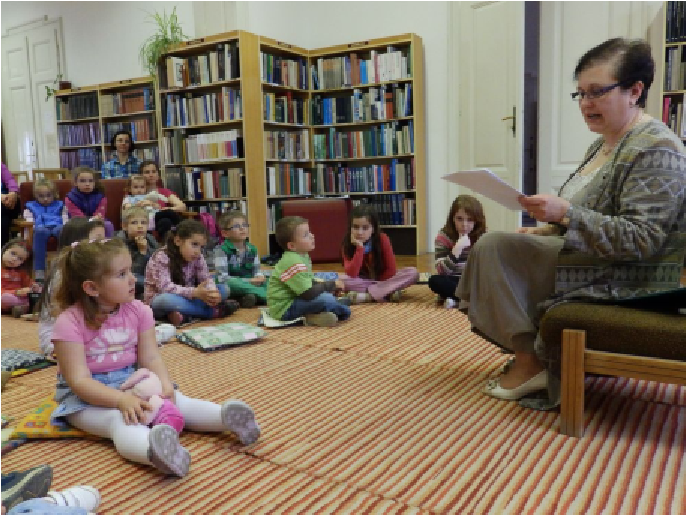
[539,302,686,438]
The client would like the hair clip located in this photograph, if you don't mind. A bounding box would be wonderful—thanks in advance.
[71,238,111,248]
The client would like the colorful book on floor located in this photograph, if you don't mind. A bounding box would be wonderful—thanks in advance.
[177,323,266,352]
[261,270,339,281]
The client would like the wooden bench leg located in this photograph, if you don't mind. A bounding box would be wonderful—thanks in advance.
[561,329,586,437]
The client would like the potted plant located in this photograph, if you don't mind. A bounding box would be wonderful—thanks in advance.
[139,7,189,80]
[45,74,68,101]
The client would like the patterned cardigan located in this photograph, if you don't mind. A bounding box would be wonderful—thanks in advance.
[545,119,686,309]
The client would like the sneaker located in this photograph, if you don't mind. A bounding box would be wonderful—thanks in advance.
[221,400,261,445]
[337,296,352,307]
[11,305,29,318]
[45,485,101,511]
[147,424,190,477]
[239,294,257,309]
[304,312,338,327]
[444,298,457,309]
[1,464,53,510]
[389,290,403,303]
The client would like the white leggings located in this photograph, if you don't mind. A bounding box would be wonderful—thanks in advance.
[66,391,226,467]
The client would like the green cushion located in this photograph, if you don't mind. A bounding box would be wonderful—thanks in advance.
[540,303,686,361]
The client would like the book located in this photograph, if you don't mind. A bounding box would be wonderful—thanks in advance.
[442,169,524,211]
[177,323,265,352]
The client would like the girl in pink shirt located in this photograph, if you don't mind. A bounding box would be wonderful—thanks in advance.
[64,167,114,236]
[50,238,260,477]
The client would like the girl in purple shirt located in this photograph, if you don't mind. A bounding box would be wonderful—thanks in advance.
[50,238,260,477]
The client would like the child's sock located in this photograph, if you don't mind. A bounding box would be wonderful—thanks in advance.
[346,291,372,304]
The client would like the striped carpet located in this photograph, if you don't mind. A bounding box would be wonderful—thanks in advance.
[1,286,684,514]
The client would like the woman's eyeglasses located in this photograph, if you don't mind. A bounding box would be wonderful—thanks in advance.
[571,82,622,102]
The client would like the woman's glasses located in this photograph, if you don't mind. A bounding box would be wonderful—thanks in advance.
[571,82,622,102]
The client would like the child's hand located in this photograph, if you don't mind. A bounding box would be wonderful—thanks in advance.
[30,283,43,294]
[118,392,152,425]
[16,287,30,297]
[452,234,471,258]
[135,235,148,253]
[350,232,364,247]
[250,276,266,286]
[334,279,345,291]
[161,382,176,403]
[195,279,220,306]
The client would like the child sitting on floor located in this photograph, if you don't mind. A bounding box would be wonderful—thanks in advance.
[35,218,106,356]
[64,167,114,236]
[121,174,162,231]
[22,178,67,281]
[144,219,239,326]
[210,210,267,308]
[341,204,418,303]
[267,216,350,327]
[115,207,158,300]
[1,239,41,317]
[50,238,260,478]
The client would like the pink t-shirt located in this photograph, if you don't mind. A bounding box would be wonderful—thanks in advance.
[51,300,155,374]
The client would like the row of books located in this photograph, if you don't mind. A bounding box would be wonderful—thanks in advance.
[312,159,415,193]
[260,52,307,89]
[186,200,246,215]
[662,97,686,138]
[666,2,686,42]
[311,83,412,125]
[352,195,415,226]
[128,148,160,163]
[312,121,414,159]
[103,119,156,143]
[664,45,686,92]
[58,123,101,147]
[164,88,242,127]
[56,93,98,120]
[266,164,313,196]
[59,148,102,170]
[163,167,245,200]
[263,92,308,125]
[264,129,310,160]
[100,88,154,116]
[162,130,245,165]
[312,46,411,90]
[164,41,240,89]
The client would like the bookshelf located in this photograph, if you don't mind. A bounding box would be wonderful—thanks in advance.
[156,31,260,244]
[55,77,159,172]
[660,1,686,141]
[156,31,425,256]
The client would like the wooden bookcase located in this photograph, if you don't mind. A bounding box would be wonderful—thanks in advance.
[660,1,686,142]
[55,77,159,172]
[157,31,425,256]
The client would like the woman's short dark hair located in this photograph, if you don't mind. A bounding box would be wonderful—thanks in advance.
[573,38,654,108]
[110,130,135,152]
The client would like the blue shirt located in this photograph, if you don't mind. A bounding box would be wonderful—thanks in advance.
[101,154,142,179]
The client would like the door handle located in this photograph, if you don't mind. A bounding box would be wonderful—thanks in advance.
[501,106,516,137]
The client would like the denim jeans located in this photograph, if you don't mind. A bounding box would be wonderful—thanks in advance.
[150,284,228,320]
[33,226,62,272]
[283,292,351,321]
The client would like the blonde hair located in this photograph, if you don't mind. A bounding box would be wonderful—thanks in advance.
[122,206,149,224]
[53,238,129,328]
[125,174,147,195]
[34,178,59,199]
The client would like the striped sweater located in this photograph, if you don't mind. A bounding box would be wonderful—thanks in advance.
[434,229,470,276]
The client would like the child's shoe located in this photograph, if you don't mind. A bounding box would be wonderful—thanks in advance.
[216,299,240,318]
[336,296,352,307]
[147,424,190,477]
[344,291,372,304]
[1,464,53,510]
[444,298,457,309]
[44,485,101,512]
[155,323,176,345]
[304,312,338,327]
[11,305,29,318]
[221,400,261,445]
[239,294,257,309]
[388,290,403,303]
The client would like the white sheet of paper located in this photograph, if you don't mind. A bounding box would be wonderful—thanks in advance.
[441,169,525,211]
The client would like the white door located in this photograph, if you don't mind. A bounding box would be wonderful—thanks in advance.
[1,33,36,172]
[452,1,524,233]
[28,23,62,169]
[1,19,63,171]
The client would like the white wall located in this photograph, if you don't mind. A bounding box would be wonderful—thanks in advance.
[1,1,195,86]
